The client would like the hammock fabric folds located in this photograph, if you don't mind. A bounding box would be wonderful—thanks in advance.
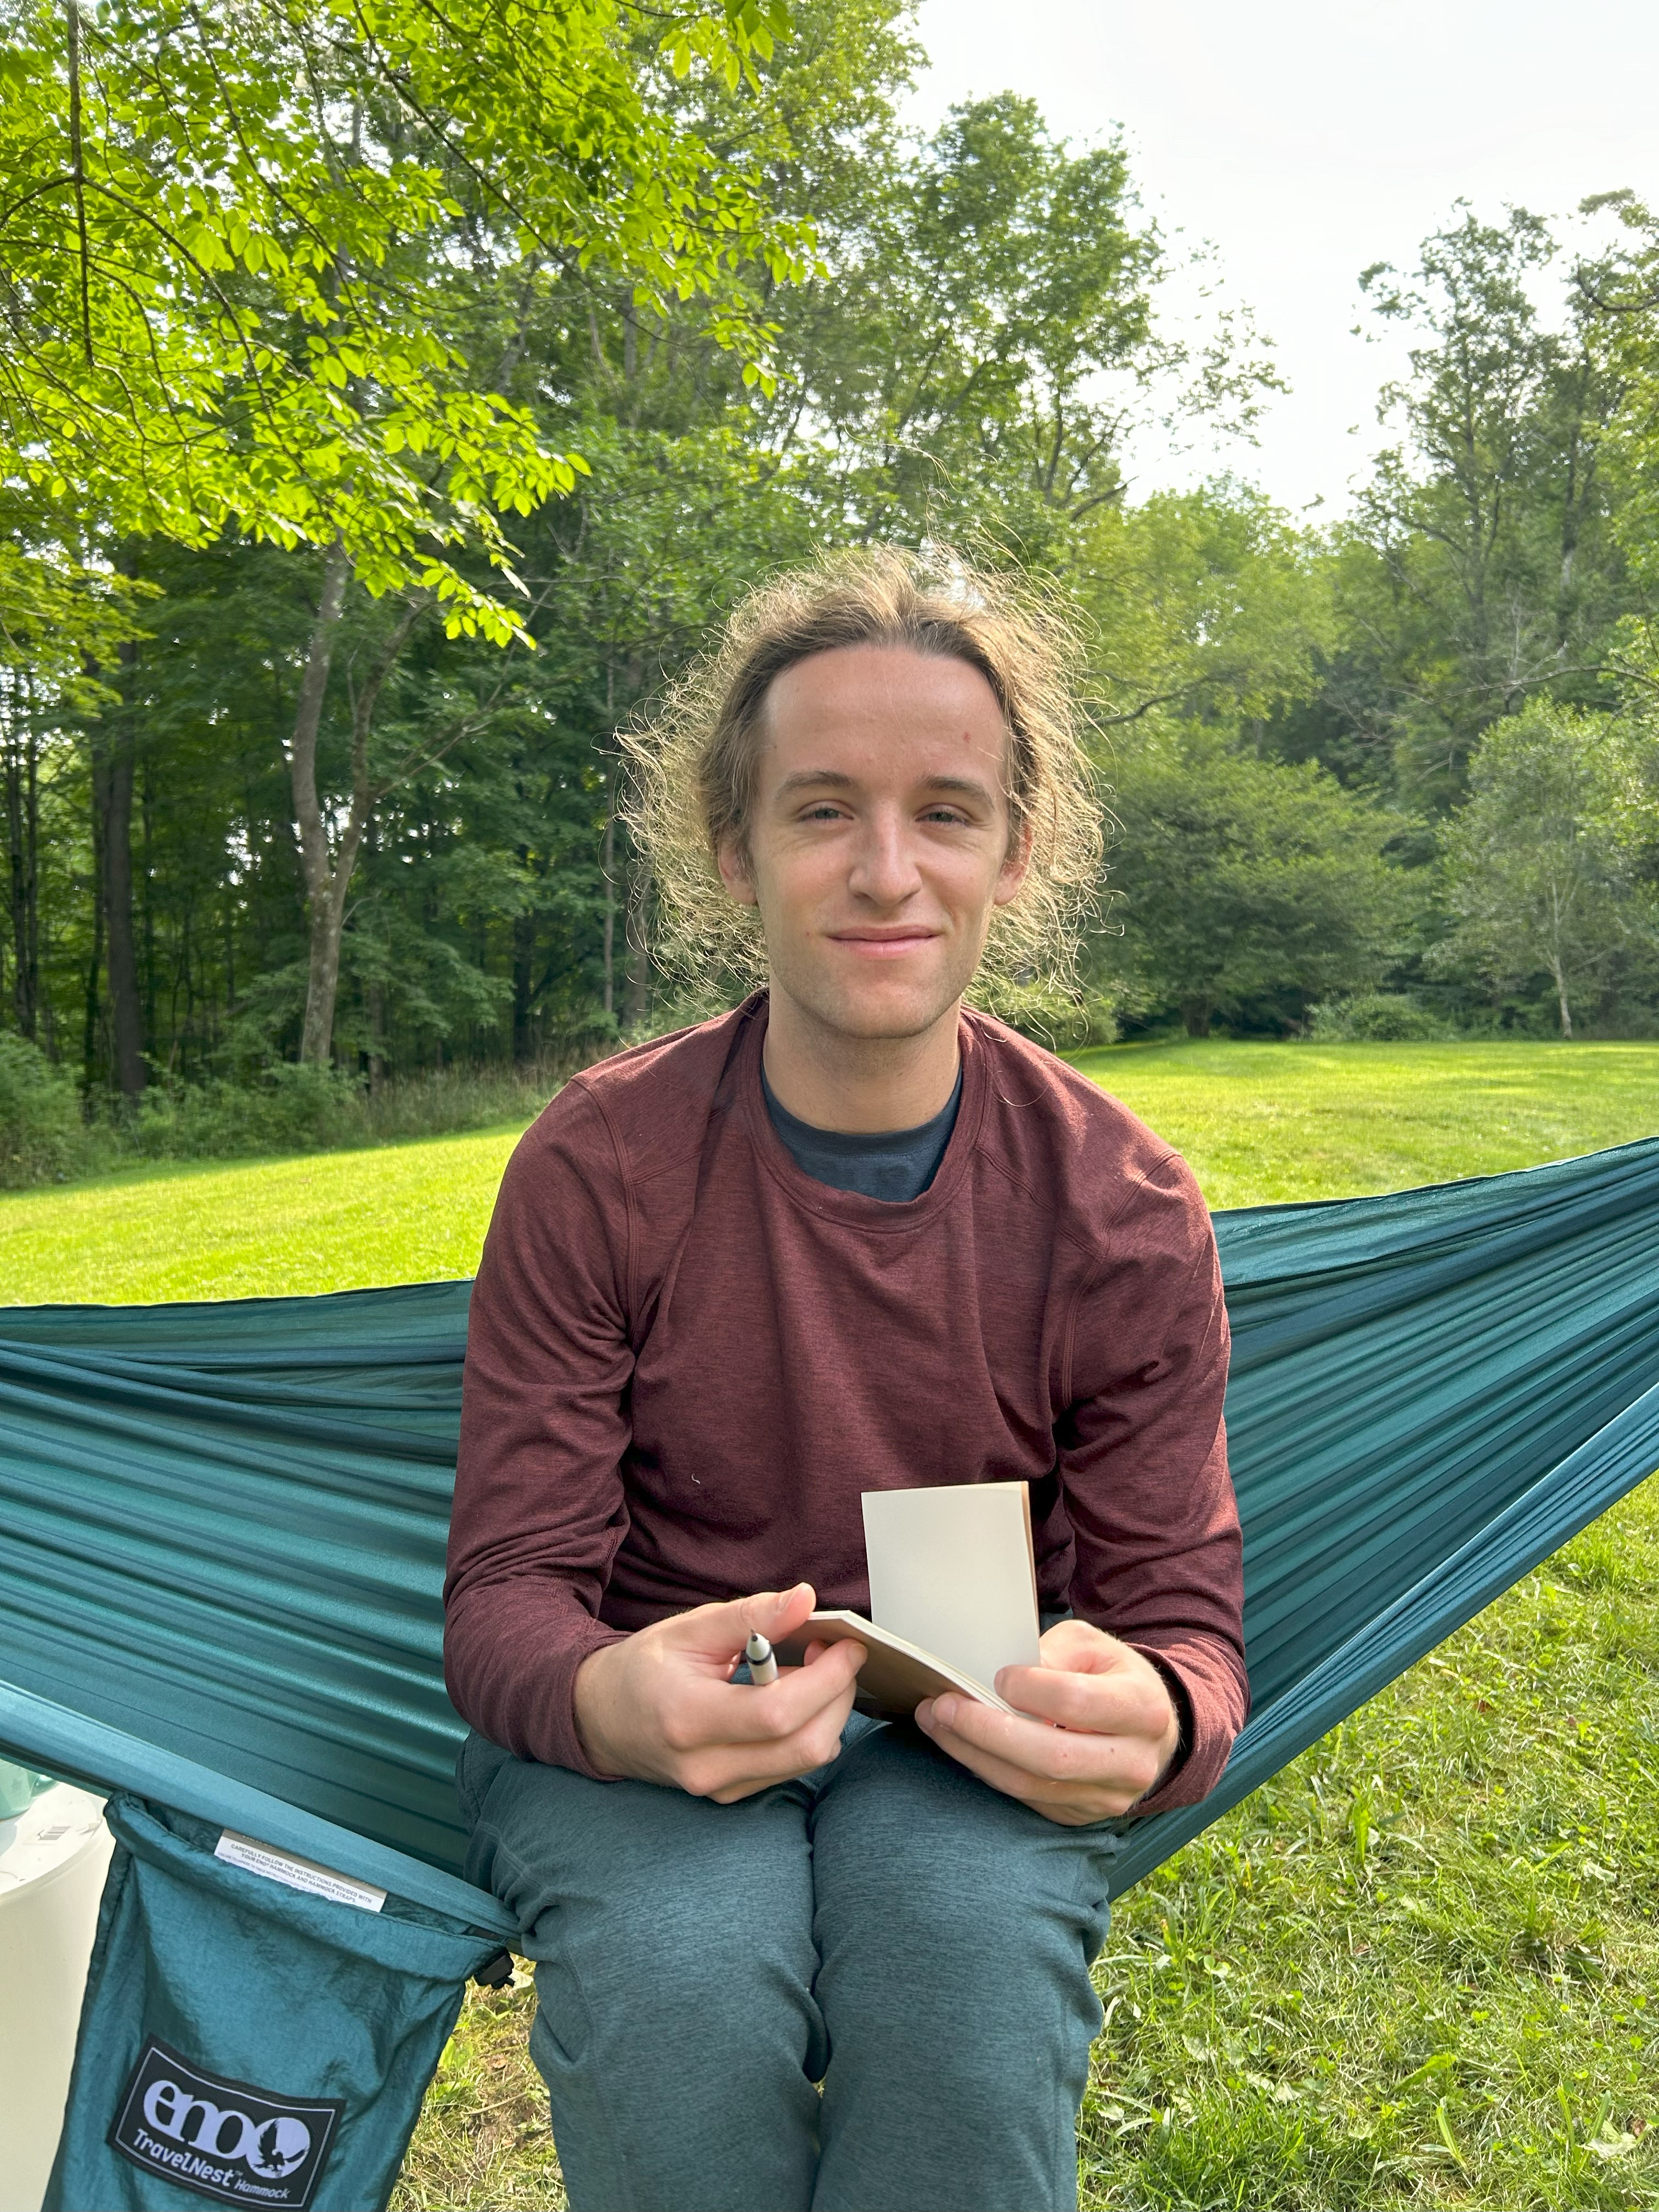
[3,1137,1658,1914]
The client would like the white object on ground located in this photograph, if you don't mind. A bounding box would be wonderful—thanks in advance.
[0,1782,114,2212]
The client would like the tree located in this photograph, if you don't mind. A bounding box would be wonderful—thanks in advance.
[1,0,809,1066]
[0,507,148,1074]
[1103,730,1414,1037]
[1071,483,1336,732]
[3,9,1406,1080]
[1434,701,1650,1037]
[0,0,798,615]
[768,93,1276,555]
[1331,207,1631,814]
[1581,191,1659,719]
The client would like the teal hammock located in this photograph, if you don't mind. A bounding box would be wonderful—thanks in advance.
[4,1137,1659,1937]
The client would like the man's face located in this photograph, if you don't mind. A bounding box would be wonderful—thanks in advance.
[717,644,1030,1042]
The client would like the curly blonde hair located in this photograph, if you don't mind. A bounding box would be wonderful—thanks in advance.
[622,547,1104,997]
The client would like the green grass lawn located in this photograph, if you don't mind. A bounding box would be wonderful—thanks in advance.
[1073,1037,1659,1210]
[4,1039,1656,1303]
[0,1126,524,1304]
[8,1040,1659,2208]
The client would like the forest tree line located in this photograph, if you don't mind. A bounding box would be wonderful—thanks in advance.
[4,0,1659,1126]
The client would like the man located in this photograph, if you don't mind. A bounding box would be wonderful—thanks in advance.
[444,550,1248,2212]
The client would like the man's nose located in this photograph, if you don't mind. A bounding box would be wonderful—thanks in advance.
[847,808,922,906]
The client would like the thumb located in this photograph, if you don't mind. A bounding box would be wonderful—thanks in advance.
[744,1583,817,1644]
[677,1583,817,1661]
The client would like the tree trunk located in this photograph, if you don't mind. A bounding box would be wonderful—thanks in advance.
[600,669,617,1022]
[83,777,104,1088]
[300,865,355,1068]
[1551,959,1573,1040]
[367,979,385,1098]
[88,634,145,1099]
[289,547,428,1066]
[97,737,145,1096]
[290,544,352,1065]
[623,857,651,1030]
[601,797,616,1022]
[1182,1000,1212,1039]
[511,889,537,1064]
[140,726,156,1053]
[3,677,40,1039]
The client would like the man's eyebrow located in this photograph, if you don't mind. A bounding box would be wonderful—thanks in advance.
[916,774,998,803]
[773,770,857,799]
[770,770,998,805]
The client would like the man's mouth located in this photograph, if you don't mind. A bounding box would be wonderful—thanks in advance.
[828,927,940,959]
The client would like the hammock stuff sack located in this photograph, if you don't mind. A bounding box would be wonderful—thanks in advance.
[2,1136,1658,2207]
[43,1797,512,2212]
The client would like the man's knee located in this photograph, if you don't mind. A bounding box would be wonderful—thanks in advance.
[463,1751,822,2056]
[811,1729,1116,2041]
[810,1803,1107,2212]
[476,1769,828,2210]
[823,1856,1104,2033]
[551,1852,809,2041]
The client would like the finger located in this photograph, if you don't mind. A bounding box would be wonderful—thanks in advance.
[743,1582,819,1643]
[674,1637,865,1747]
[921,1695,1162,1796]
[916,1703,1148,1818]
[993,1662,1168,1737]
[685,1680,861,1800]
[915,1706,1125,1813]
[1037,1618,1136,1674]
[668,1584,820,1666]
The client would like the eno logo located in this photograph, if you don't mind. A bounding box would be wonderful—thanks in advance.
[144,2079,312,2172]
[109,2040,343,2210]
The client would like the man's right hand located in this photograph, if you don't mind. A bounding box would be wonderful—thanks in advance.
[572,1583,865,1802]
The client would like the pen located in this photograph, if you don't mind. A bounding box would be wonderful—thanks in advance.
[745,1630,779,1686]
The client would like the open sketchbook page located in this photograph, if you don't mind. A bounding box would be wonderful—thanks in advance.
[774,1482,1041,1714]
[862,1481,1040,1692]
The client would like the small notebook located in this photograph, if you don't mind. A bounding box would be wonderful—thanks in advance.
[776,1481,1041,1714]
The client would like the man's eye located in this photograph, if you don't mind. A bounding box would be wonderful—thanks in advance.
[922,808,970,825]
[802,804,845,821]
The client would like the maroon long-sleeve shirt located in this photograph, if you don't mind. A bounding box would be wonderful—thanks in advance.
[444,995,1249,1814]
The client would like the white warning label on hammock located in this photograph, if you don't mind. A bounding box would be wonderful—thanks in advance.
[215,1831,386,1913]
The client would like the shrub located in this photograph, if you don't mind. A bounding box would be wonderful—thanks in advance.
[0,1032,88,1187]
[126,1057,590,1163]
[1106,731,1417,1038]
[359,1060,574,1144]
[132,1064,368,1159]
[1307,993,1454,1042]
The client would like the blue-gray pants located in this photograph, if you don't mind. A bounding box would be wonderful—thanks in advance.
[458,1714,1120,2212]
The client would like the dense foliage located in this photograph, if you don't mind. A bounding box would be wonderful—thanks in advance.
[3,0,1658,1144]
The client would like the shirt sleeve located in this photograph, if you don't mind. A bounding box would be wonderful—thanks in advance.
[442,1081,635,1777]
[1058,1149,1249,1816]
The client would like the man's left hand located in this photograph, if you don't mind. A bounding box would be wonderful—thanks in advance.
[915,1620,1181,1825]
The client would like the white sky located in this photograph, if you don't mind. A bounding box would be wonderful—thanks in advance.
[909,0,1659,516]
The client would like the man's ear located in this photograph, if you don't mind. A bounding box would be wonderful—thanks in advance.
[993,820,1035,908]
[716,833,759,907]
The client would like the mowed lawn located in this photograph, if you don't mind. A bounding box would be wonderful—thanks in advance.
[7,1040,1659,2209]
[1074,1037,1659,1209]
[0,1126,523,1305]
[3,1038,1657,1304]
